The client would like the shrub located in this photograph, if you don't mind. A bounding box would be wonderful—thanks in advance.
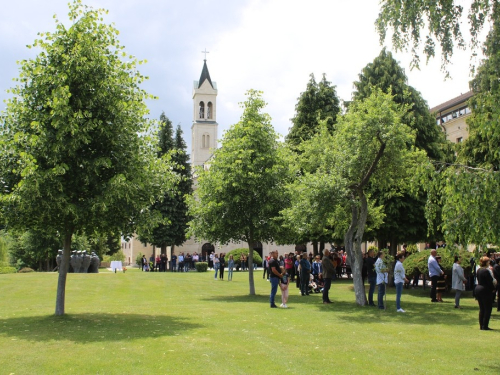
[109,250,125,262]
[403,247,472,278]
[0,266,17,274]
[225,248,263,267]
[195,262,208,272]
[135,252,144,267]
[18,267,35,273]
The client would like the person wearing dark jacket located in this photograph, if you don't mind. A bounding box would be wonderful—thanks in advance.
[493,258,500,311]
[321,249,335,304]
[475,256,496,330]
[365,249,377,306]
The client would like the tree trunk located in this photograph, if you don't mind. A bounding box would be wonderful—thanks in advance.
[345,191,369,306]
[312,241,318,257]
[161,244,167,255]
[55,231,72,315]
[247,240,255,295]
[352,192,368,306]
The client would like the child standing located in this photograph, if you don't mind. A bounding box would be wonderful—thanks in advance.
[280,267,290,308]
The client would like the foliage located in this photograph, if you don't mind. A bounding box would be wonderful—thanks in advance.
[18,267,35,273]
[135,252,144,267]
[225,248,263,267]
[188,90,290,295]
[285,73,341,149]
[376,0,499,75]
[0,1,174,315]
[352,49,448,248]
[281,88,427,305]
[425,15,500,247]
[7,229,60,271]
[403,248,472,278]
[137,114,191,252]
[195,262,208,272]
[0,266,17,274]
[0,230,14,267]
[405,244,419,256]
[103,249,125,263]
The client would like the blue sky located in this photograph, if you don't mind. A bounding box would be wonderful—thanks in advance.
[0,0,477,154]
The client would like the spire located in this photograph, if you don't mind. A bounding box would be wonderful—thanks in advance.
[198,60,213,89]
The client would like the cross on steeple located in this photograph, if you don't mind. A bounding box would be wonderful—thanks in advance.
[201,48,209,60]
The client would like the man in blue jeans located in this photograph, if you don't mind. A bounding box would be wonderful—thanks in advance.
[365,249,377,306]
[268,250,283,308]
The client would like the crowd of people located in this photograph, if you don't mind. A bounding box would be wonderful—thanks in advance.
[140,252,203,272]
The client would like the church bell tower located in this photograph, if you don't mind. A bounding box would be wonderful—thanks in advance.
[191,52,218,169]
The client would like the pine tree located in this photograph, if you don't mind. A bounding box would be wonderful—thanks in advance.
[285,73,341,150]
[137,117,192,254]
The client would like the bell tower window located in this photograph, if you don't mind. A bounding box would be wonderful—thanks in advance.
[207,102,213,119]
[199,101,205,119]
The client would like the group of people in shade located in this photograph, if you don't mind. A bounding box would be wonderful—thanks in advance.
[266,247,500,330]
[141,252,203,272]
[268,248,338,308]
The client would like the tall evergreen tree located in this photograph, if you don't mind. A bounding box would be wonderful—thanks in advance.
[352,49,448,253]
[137,116,192,254]
[285,73,341,149]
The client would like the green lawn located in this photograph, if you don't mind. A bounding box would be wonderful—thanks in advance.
[0,269,498,374]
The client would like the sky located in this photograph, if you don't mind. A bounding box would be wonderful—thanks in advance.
[0,0,482,154]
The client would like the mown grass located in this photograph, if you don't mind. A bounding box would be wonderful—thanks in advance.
[0,268,498,374]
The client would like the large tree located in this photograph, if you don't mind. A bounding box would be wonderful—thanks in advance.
[285,73,341,149]
[282,89,426,305]
[0,1,173,315]
[188,90,289,295]
[352,49,448,252]
[376,0,499,74]
[137,115,192,254]
[283,74,341,252]
[428,8,500,247]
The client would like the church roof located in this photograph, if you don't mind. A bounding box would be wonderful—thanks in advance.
[198,60,213,89]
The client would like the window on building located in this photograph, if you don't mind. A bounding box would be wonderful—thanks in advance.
[457,137,463,143]
[199,101,205,119]
[207,102,213,119]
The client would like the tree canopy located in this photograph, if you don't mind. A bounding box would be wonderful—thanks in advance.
[188,90,290,295]
[0,1,174,315]
[352,49,448,250]
[376,0,499,74]
[137,114,192,253]
[285,73,341,149]
[282,89,426,305]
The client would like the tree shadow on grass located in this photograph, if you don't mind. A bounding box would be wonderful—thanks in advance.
[0,313,201,343]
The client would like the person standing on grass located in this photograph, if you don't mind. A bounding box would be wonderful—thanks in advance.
[428,249,444,302]
[452,256,467,309]
[227,255,234,281]
[279,266,290,308]
[493,258,500,312]
[285,253,294,282]
[321,249,335,304]
[299,253,311,296]
[436,256,446,302]
[213,254,220,279]
[219,253,225,280]
[269,250,283,308]
[171,252,177,272]
[263,254,270,280]
[209,251,214,270]
[394,253,409,313]
[375,251,388,309]
[366,249,377,306]
[475,256,496,330]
